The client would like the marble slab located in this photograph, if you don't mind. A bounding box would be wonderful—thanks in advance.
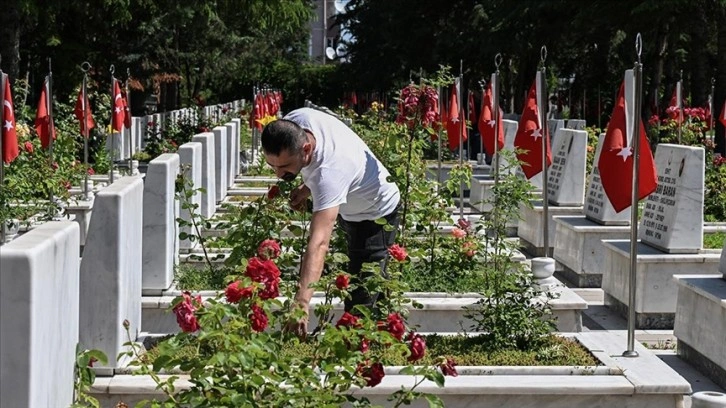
[584,133,631,225]
[601,239,721,328]
[673,275,726,389]
[546,128,587,206]
[191,132,217,218]
[178,142,203,251]
[131,117,142,155]
[142,154,180,292]
[547,119,565,144]
[91,331,690,408]
[639,144,704,253]
[212,126,228,203]
[552,216,630,287]
[65,196,95,247]
[721,239,726,274]
[517,201,583,257]
[106,131,125,162]
[1,221,80,408]
[79,176,144,370]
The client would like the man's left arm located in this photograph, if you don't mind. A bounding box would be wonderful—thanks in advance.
[289,205,339,334]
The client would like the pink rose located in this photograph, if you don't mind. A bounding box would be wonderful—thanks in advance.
[173,291,201,333]
[452,227,467,239]
[23,141,33,153]
[388,244,407,262]
[257,239,281,260]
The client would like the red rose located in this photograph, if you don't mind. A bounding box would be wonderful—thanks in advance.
[245,256,281,300]
[407,332,426,362]
[250,304,268,332]
[440,358,458,377]
[225,280,253,303]
[62,181,71,190]
[456,218,471,231]
[335,274,350,290]
[388,244,407,262]
[23,141,33,153]
[357,362,385,387]
[173,291,201,333]
[267,185,281,200]
[52,162,59,170]
[359,338,369,353]
[385,313,406,341]
[258,278,279,300]
[87,167,95,175]
[257,239,281,260]
[336,311,360,328]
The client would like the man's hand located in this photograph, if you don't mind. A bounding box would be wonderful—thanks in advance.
[284,300,309,339]
[289,184,311,212]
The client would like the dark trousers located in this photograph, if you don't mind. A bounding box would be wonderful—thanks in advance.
[337,205,400,313]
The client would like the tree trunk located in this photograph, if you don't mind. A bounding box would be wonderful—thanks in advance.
[0,2,21,78]
[689,1,710,107]
[647,29,669,118]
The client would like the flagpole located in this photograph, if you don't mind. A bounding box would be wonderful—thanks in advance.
[0,66,6,245]
[109,65,116,184]
[624,33,644,358]
[126,68,132,173]
[458,60,464,221]
[437,85,442,191]
[709,77,715,142]
[47,58,55,207]
[492,54,502,234]
[539,46,550,256]
[81,62,92,201]
[677,71,683,144]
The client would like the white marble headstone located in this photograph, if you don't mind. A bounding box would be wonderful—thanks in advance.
[494,119,519,175]
[566,119,586,130]
[191,132,217,218]
[178,142,203,251]
[546,128,587,206]
[719,239,726,275]
[547,119,565,144]
[131,117,141,155]
[79,177,143,370]
[212,126,228,202]
[142,153,180,292]
[638,144,704,253]
[232,118,243,175]
[107,131,124,161]
[1,221,80,408]
[225,122,236,188]
[584,133,631,225]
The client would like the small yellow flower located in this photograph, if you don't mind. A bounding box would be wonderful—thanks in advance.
[370,102,380,112]
[16,123,30,139]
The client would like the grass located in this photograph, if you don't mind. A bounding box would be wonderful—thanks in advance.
[703,231,725,249]
[142,333,600,368]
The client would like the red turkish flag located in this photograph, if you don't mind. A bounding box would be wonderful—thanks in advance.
[720,99,726,129]
[598,80,657,213]
[514,80,551,179]
[122,89,131,129]
[34,77,56,149]
[251,93,264,130]
[1,74,19,164]
[111,79,126,132]
[478,84,504,156]
[446,83,467,150]
[74,88,95,136]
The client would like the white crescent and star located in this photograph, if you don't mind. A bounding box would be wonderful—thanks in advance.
[616,146,632,161]
[3,120,13,131]
[530,128,542,140]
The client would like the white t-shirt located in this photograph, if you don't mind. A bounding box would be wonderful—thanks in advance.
[284,108,400,222]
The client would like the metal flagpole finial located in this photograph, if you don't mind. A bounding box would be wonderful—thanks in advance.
[635,33,642,64]
[495,53,503,74]
[540,46,547,69]
[48,57,52,74]
[80,62,91,73]
[109,64,115,76]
